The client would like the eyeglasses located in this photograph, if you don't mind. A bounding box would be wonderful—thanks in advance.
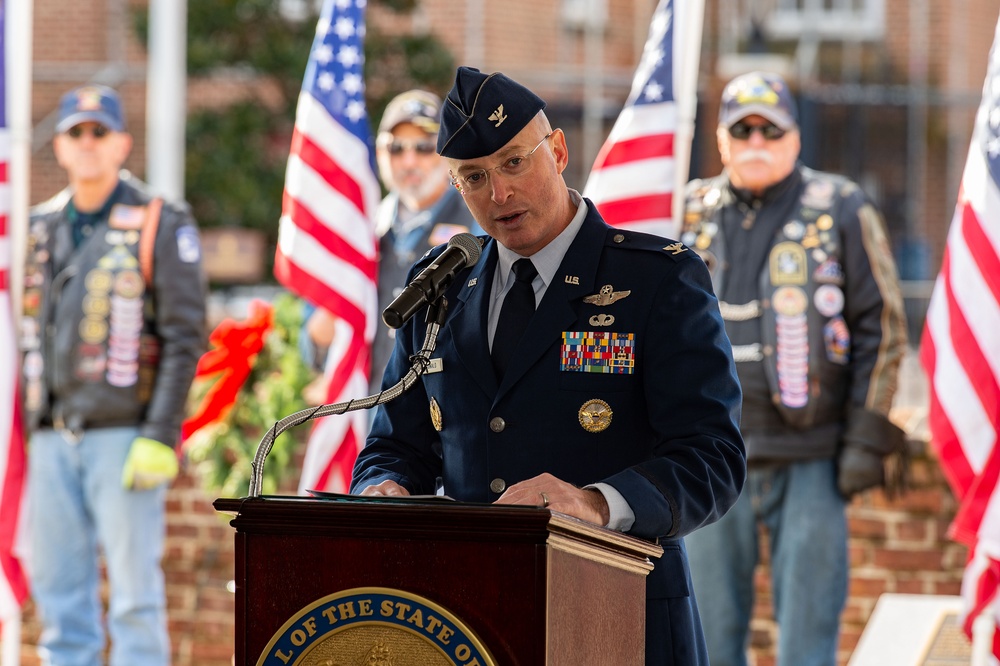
[66,125,111,140]
[728,121,787,141]
[451,132,555,194]
[383,138,437,156]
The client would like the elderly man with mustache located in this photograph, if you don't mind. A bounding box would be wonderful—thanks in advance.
[680,71,908,666]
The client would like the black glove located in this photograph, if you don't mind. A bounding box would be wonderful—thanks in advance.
[836,407,908,500]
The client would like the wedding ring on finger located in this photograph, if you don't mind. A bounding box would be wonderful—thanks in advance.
[540,492,550,508]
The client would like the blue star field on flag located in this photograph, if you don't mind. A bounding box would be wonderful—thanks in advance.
[302,0,370,146]
[625,0,674,107]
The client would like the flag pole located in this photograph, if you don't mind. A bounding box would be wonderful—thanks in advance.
[671,0,705,234]
[7,0,31,323]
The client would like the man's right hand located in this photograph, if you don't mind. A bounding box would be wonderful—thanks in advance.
[358,479,410,497]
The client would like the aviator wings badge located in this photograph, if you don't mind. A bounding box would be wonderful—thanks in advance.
[583,284,631,306]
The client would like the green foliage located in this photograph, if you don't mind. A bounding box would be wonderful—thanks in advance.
[365,32,457,119]
[131,0,458,281]
[185,294,313,497]
[185,102,289,233]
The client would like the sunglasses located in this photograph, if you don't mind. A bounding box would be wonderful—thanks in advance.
[66,125,111,140]
[728,121,786,141]
[385,139,437,156]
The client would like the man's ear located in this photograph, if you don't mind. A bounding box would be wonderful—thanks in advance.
[115,132,134,163]
[551,128,569,174]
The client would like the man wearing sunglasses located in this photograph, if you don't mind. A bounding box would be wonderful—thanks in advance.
[300,89,481,397]
[682,71,908,666]
[351,66,747,665]
[20,85,206,665]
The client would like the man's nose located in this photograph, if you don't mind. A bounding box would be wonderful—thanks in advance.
[489,171,514,204]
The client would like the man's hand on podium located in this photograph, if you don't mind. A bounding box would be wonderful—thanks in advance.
[358,480,411,496]
[496,473,611,527]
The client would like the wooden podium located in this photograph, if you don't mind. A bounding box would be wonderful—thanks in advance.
[215,496,662,665]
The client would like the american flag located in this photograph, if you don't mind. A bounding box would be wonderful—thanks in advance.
[920,13,1000,661]
[274,0,380,494]
[0,0,30,643]
[583,0,680,238]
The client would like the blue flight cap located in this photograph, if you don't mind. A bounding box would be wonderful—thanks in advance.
[56,85,126,134]
[437,67,546,159]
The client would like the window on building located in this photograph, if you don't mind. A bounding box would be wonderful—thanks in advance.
[767,0,885,41]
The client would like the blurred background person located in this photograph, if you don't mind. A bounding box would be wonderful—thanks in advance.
[681,71,908,666]
[19,84,207,666]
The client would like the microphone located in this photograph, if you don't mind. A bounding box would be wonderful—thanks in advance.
[382,233,483,329]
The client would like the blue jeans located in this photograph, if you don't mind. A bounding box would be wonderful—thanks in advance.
[685,458,848,666]
[28,427,170,666]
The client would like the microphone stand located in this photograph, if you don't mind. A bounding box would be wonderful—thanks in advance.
[247,298,449,498]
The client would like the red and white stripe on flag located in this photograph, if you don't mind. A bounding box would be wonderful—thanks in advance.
[274,0,380,494]
[583,0,677,239]
[920,13,1000,661]
[0,0,30,629]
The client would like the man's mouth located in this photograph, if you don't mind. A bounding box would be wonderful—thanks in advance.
[496,211,525,224]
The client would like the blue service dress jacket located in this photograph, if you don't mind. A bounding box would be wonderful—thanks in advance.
[352,202,746,665]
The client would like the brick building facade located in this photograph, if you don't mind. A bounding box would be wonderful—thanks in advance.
[15,0,999,663]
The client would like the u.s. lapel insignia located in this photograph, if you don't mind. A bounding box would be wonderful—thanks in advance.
[429,397,443,432]
[588,314,615,327]
[468,277,478,287]
[489,104,507,127]
[663,242,688,255]
[583,284,631,306]
[564,275,580,285]
[579,399,613,433]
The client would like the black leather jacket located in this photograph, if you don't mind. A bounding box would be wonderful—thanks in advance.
[20,172,207,447]
[683,165,907,465]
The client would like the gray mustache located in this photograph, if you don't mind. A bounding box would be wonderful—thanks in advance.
[734,150,774,164]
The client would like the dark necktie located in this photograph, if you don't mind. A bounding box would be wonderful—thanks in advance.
[492,258,538,379]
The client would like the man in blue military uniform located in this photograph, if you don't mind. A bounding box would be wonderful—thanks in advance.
[350,67,746,664]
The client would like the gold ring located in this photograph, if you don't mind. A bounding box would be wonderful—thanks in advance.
[540,492,550,508]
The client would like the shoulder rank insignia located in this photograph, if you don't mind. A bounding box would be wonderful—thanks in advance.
[663,242,688,255]
[583,284,631,306]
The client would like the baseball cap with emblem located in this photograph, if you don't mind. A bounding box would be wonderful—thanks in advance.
[56,84,126,134]
[378,90,443,136]
[437,67,546,159]
[718,71,798,131]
